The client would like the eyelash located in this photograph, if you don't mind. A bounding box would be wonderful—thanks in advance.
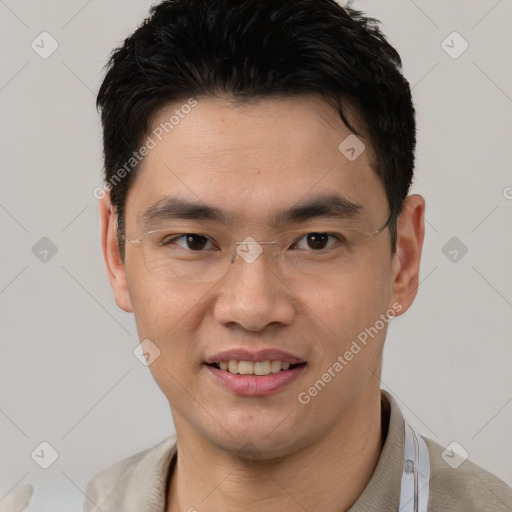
[160,233,344,251]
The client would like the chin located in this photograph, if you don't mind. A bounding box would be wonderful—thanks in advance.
[203,418,314,461]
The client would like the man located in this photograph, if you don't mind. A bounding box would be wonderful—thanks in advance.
[85,0,512,510]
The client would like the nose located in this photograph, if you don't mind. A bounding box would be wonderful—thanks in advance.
[213,246,296,332]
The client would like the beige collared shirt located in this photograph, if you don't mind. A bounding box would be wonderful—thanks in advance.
[83,391,512,511]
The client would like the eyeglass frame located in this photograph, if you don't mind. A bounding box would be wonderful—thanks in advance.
[121,210,394,276]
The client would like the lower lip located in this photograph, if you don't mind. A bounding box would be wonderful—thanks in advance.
[204,363,307,396]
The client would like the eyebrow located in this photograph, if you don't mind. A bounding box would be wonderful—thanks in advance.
[139,193,364,229]
[271,193,363,225]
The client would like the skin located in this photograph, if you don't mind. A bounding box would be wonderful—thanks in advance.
[100,95,425,511]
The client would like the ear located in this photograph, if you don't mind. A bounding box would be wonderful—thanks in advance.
[391,194,425,315]
[99,192,133,312]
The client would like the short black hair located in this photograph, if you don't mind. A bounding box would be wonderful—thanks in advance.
[97,0,416,254]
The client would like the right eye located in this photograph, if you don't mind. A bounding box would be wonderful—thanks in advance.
[161,234,214,251]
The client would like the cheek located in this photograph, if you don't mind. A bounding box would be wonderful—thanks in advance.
[295,271,392,410]
[294,254,393,381]
[128,276,211,361]
[128,280,207,403]
[128,276,191,355]
[126,252,201,329]
[299,264,390,335]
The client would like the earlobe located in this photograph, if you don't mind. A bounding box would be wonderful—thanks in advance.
[391,194,425,315]
[99,193,133,313]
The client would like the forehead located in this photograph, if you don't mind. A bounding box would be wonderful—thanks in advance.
[125,95,386,227]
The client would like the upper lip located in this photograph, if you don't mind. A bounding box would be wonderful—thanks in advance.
[204,348,306,365]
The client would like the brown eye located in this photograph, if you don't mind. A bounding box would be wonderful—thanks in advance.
[306,233,329,250]
[162,234,212,251]
[183,234,209,250]
[293,233,336,251]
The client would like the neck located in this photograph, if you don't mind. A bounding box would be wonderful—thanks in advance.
[167,389,384,512]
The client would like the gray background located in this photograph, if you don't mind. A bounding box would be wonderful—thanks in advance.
[1,0,511,510]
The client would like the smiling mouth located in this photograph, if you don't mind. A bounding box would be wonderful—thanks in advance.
[206,360,306,376]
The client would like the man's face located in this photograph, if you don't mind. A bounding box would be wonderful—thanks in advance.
[112,95,405,458]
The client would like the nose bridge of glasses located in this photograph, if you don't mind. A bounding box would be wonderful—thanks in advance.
[229,237,280,265]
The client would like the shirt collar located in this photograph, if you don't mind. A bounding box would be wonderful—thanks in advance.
[123,434,177,512]
[348,390,405,511]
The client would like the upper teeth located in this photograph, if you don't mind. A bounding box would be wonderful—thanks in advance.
[217,360,292,375]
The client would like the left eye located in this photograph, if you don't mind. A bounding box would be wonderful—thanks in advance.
[293,233,338,251]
